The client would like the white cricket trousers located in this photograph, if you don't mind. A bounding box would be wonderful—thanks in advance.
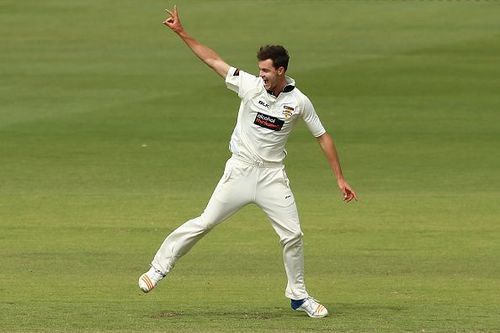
[151,156,309,300]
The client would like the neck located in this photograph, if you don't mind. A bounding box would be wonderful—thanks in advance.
[270,78,288,97]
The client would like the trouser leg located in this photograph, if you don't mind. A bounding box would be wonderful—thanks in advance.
[256,167,309,300]
[152,159,250,274]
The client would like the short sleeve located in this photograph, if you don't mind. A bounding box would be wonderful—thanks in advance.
[225,66,262,98]
[302,96,326,137]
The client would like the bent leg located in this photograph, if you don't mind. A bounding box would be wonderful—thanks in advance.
[152,160,251,274]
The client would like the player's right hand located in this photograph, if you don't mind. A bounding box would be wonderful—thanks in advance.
[163,5,183,33]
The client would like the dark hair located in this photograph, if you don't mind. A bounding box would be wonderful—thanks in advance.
[257,45,290,71]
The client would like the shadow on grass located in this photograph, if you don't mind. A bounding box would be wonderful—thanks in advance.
[151,303,407,321]
[333,303,408,315]
[152,308,290,320]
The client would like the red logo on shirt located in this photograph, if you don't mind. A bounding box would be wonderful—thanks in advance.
[254,112,284,131]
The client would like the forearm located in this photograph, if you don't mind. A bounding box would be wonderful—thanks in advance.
[175,30,229,77]
[177,31,218,66]
[317,132,345,181]
[164,7,229,77]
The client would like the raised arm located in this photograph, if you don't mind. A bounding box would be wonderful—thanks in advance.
[316,132,358,203]
[163,6,230,78]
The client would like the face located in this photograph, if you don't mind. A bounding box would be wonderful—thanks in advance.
[258,59,285,92]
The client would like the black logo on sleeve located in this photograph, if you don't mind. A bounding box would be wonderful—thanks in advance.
[254,112,284,131]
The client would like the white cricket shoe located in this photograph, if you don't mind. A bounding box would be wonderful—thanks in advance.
[294,297,329,318]
[138,267,165,293]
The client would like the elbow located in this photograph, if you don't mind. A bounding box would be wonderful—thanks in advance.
[316,131,331,144]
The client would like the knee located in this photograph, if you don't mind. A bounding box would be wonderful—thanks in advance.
[197,211,219,231]
[280,230,303,247]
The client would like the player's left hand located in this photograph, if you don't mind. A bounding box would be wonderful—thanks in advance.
[338,178,358,203]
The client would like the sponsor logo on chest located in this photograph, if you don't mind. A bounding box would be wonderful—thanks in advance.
[254,112,284,131]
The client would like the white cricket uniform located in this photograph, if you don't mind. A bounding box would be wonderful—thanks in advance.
[152,67,326,300]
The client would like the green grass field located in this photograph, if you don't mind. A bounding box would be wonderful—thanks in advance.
[1,1,499,332]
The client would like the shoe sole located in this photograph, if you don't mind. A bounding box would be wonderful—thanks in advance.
[296,304,329,318]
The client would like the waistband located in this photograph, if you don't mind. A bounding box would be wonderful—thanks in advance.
[230,155,283,168]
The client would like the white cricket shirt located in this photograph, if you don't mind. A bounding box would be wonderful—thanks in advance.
[225,66,326,164]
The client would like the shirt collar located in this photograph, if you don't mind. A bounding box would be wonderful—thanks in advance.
[267,76,296,96]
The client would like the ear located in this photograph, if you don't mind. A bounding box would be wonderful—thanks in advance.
[277,66,285,76]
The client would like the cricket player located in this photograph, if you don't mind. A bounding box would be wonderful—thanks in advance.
[139,6,357,318]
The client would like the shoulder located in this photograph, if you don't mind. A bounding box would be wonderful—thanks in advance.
[290,87,313,111]
[226,67,255,80]
[226,67,261,85]
[225,67,263,98]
